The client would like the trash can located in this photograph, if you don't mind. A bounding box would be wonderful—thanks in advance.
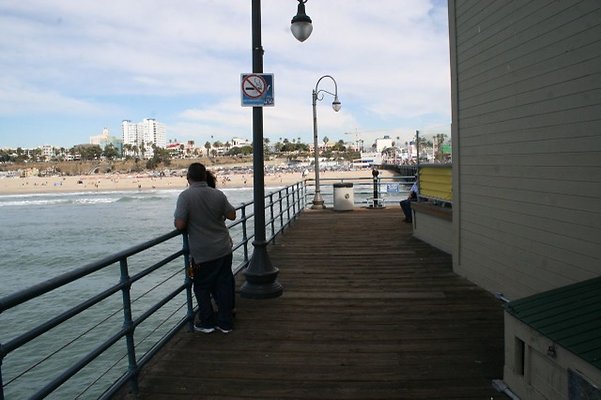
[333,182,354,211]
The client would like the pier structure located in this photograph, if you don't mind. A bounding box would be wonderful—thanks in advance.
[115,207,504,399]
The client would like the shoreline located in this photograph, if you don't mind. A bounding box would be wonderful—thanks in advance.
[0,168,397,196]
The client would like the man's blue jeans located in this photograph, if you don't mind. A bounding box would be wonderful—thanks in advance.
[192,253,234,330]
[400,199,414,222]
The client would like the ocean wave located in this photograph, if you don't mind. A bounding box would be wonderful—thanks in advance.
[116,195,167,203]
[0,189,179,207]
[73,197,119,205]
[0,198,72,207]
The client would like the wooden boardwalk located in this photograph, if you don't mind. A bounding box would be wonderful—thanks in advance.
[118,207,504,400]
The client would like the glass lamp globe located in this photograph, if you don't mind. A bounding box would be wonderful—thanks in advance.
[332,98,341,112]
[291,1,313,42]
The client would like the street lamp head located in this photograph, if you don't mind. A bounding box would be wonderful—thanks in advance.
[332,96,341,112]
[291,0,313,42]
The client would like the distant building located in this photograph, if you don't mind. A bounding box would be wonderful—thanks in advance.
[90,128,123,154]
[20,167,39,177]
[374,136,393,153]
[40,145,54,160]
[352,151,382,168]
[122,119,166,158]
[231,137,251,148]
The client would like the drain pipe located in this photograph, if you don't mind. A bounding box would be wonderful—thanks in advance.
[495,292,510,304]
[492,379,520,400]
[491,295,519,399]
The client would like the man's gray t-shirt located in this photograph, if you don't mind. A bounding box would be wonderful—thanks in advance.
[174,181,235,263]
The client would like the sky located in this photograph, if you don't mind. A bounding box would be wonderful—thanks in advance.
[0,0,451,150]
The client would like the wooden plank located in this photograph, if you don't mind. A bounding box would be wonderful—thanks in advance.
[114,208,504,400]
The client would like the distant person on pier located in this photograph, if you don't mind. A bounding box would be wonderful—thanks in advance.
[400,175,419,223]
[174,163,236,334]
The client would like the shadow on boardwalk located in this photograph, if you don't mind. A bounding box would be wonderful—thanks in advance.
[118,207,504,400]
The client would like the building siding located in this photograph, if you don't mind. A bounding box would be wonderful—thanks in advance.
[449,0,601,299]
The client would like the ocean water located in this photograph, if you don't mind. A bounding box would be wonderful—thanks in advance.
[0,188,258,294]
[0,187,257,399]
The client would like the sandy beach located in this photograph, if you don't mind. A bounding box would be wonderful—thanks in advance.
[0,167,397,195]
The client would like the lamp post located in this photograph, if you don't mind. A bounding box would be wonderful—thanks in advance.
[240,0,313,299]
[311,75,341,209]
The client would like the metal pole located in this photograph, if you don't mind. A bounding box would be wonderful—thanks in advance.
[416,130,420,169]
[311,89,325,208]
[311,75,340,208]
[240,0,283,299]
[372,170,379,207]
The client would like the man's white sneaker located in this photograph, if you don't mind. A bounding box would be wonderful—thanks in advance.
[194,324,215,334]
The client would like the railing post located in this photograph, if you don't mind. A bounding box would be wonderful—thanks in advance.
[293,183,299,215]
[286,187,291,221]
[278,191,284,229]
[119,258,139,395]
[292,184,297,216]
[241,205,249,264]
[182,233,194,332]
[1,354,5,400]
[269,193,275,241]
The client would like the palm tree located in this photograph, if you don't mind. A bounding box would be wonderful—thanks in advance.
[322,136,329,152]
[122,144,131,159]
[433,133,448,161]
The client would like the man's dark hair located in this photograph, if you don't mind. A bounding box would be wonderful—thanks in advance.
[206,170,216,188]
[187,163,207,182]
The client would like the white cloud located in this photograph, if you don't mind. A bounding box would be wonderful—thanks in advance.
[0,78,117,116]
[0,0,451,148]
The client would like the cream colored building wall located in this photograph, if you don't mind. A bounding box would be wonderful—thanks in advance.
[412,211,452,254]
[449,0,601,300]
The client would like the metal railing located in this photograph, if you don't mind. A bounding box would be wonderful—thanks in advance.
[0,181,306,400]
[303,174,417,208]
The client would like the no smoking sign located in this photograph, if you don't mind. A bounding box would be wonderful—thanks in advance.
[241,73,274,107]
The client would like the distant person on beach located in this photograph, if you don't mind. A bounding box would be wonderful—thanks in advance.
[174,163,236,334]
[400,175,419,223]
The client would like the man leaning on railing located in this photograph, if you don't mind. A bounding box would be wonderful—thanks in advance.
[174,162,237,334]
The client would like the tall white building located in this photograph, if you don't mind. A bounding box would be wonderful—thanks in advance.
[122,119,166,158]
[141,118,166,149]
[122,121,138,147]
[375,136,394,153]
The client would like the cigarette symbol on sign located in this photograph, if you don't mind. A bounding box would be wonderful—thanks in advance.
[242,75,267,98]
